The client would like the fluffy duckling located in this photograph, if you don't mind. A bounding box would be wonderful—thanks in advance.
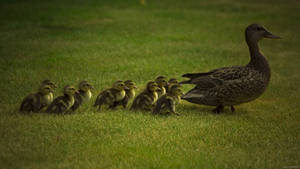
[41,79,57,104]
[155,76,168,97]
[20,85,54,113]
[130,81,159,111]
[153,84,183,115]
[94,80,127,111]
[166,78,179,93]
[110,80,137,109]
[71,81,94,112]
[46,85,76,114]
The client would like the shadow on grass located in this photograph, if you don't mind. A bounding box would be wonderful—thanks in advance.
[179,103,250,116]
[40,24,80,32]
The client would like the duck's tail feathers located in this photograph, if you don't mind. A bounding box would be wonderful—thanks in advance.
[182,72,211,79]
[179,80,191,84]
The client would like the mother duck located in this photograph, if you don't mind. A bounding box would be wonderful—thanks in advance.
[180,24,280,113]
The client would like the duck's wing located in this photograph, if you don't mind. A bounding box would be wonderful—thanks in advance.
[181,66,249,88]
[46,96,68,114]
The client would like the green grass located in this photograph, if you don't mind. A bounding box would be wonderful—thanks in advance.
[1,0,300,168]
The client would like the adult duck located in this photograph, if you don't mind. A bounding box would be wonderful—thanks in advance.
[180,24,280,113]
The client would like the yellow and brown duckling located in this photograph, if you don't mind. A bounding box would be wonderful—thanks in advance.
[110,80,137,109]
[46,85,76,114]
[130,81,159,111]
[71,81,94,112]
[94,80,127,111]
[41,79,57,104]
[181,24,280,113]
[155,76,168,97]
[20,84,54,113]
[166,78,179,93]
[153,84,183,115]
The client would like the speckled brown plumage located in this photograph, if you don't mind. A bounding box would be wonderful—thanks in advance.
[181,24,280,113]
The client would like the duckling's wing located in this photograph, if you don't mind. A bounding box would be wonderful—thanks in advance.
[153,95,172,114]
[94,89,114,106]
[20,95,35,112]
[139,94,155,111]
[46,96,67,114]
[20,94,42,112]
[71,92,82,111]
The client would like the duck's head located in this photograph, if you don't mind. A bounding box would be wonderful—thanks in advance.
[169,84,184,97]
[113,80,127,91]
[79,80,94,91]
[246,24,280,43]
[125,80,137,90]
[41,79,57,90]
[39,85,54,95]
[63,85,76,96]
[146,81,159,92]
[155,76,168,88]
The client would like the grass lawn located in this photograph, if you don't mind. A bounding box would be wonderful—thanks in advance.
[1,0,300,168]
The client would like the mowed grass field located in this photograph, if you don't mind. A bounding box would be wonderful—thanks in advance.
[1,0,300,168]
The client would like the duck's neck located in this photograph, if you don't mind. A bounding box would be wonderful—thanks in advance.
[246,38,270,77]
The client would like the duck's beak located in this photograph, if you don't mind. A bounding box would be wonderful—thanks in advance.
[264,30,281,39]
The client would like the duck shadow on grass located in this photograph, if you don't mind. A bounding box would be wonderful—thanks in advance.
[40,24,80,32]
[178,103,249,116]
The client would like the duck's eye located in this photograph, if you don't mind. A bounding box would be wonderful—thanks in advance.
[256,27,263,31]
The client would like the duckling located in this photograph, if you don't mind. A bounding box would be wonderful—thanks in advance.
[180,24,280,113]
[70,81,94,112]
[46,85,76,114]
[94,80,127,111]
[130,81,159,111]
[110,80,137,109]
[153,84,183,115]
[20,85,54,113]
[166,78,179,93]
[41,79,57,104]
[155,76,168,97]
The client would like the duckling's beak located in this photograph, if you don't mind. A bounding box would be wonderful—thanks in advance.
[90,85,95,90]
[124,86,129,90]
[264,30,281,39]
[133,86,137,89]
[180,91,184,96]
[156,88,162,92]
[50,88,54,93]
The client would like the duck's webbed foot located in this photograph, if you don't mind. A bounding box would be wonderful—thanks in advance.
[230,106,235,113]
[212,105,224,114]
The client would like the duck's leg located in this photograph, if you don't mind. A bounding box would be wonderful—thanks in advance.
[230,106,235,113]
[213,105,224,114]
